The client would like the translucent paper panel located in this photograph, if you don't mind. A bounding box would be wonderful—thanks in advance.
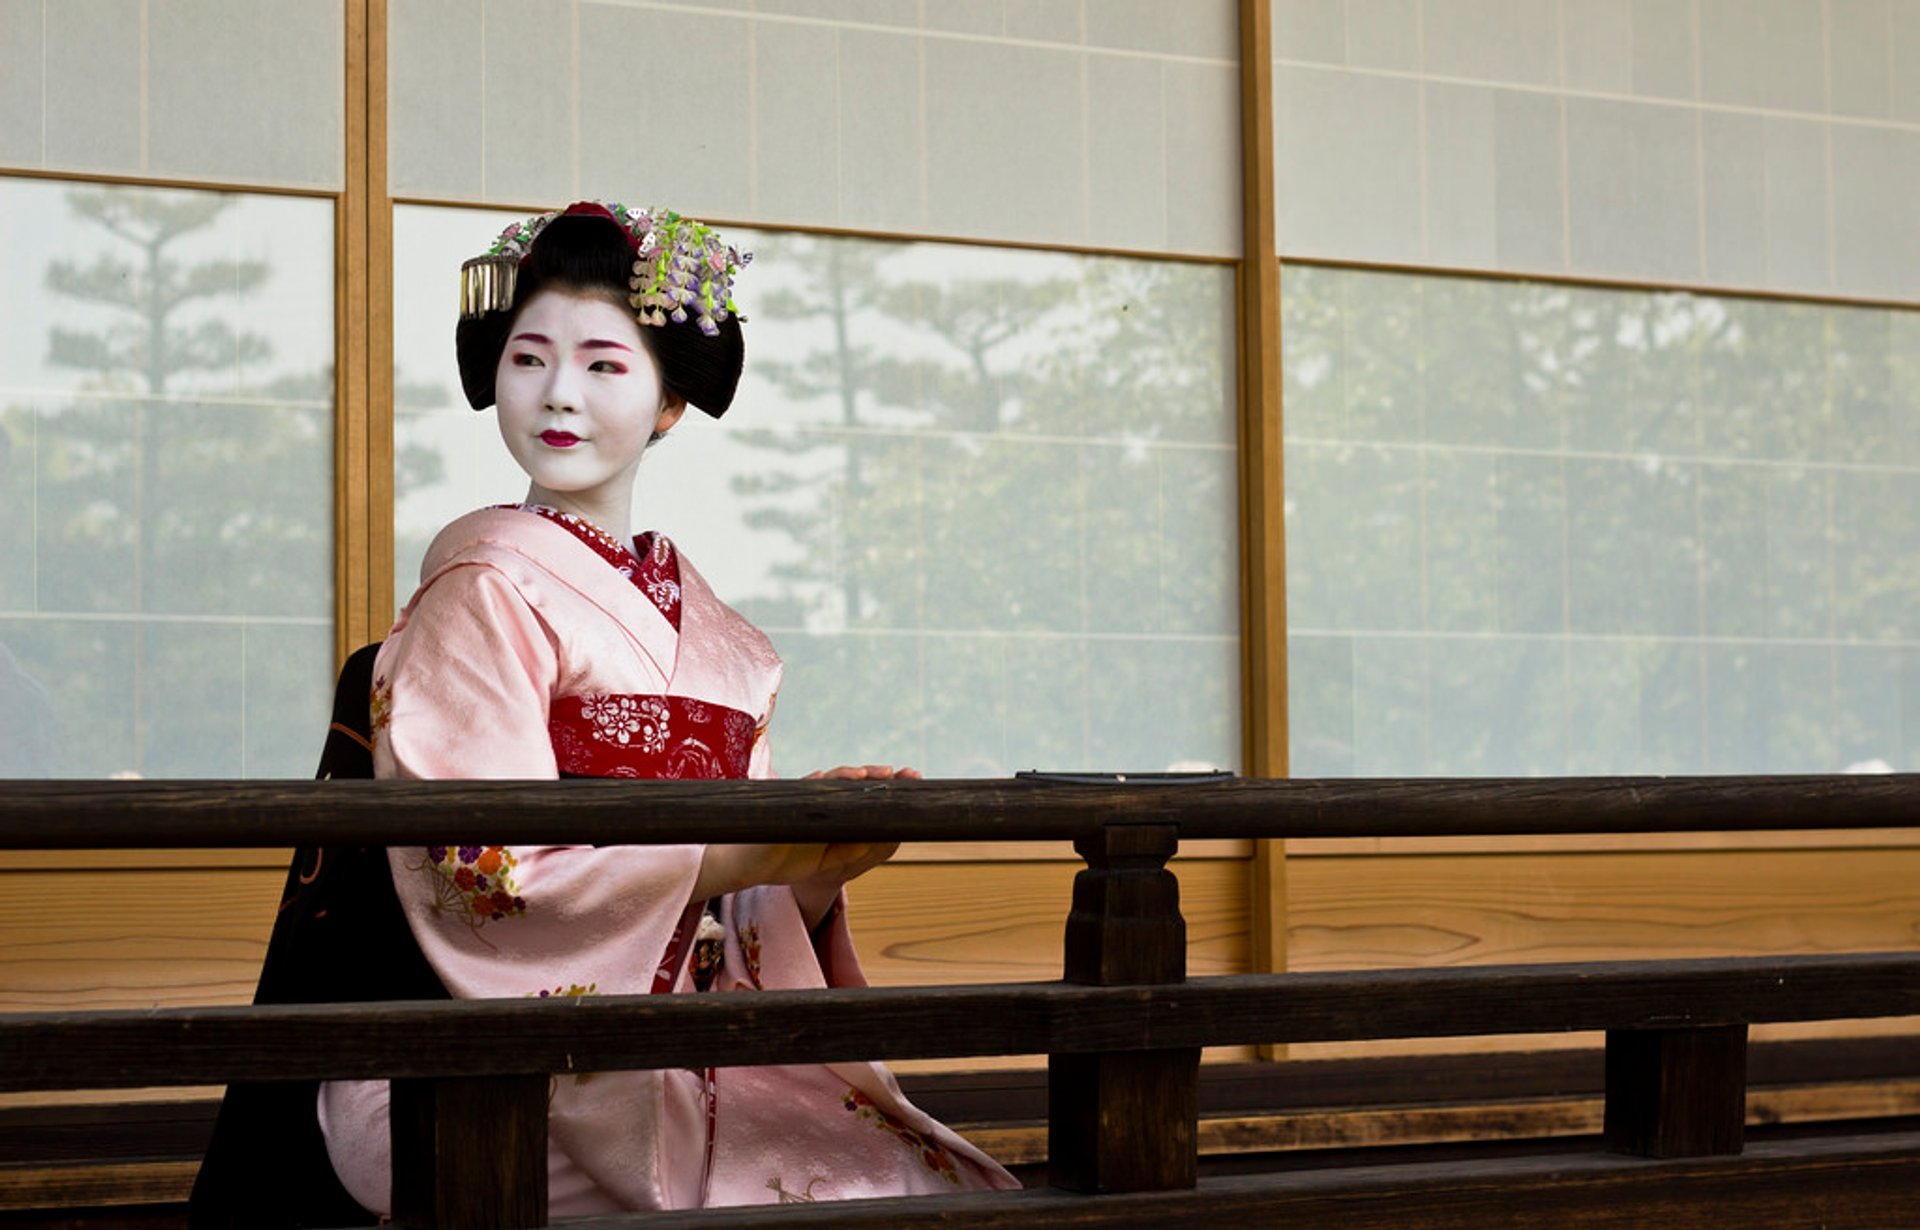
[1271,0,1920,299]
[1284,264,1920,776]
[0,178,334,778]
[393,205,1240,776]
[0,0,343,188]
[387,0,1239,256]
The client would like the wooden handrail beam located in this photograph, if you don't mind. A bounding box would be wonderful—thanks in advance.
[511,1131,1920,1229]
[5,953,1915,1093]
[0,775,1916,848]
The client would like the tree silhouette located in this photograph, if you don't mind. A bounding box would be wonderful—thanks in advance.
[30,186,336,776]
[47,191,271,396]
[735,235,1239,775]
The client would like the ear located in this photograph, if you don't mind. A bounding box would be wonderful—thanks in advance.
[657,395,689,434]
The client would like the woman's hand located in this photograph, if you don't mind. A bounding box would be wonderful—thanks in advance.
[803,764,922,783]
[788,765,913,926]
[688,765,915,927]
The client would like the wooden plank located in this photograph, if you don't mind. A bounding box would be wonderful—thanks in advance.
[514,1131,1920,1228]
[363,0,395,646]
[4,953,1917,1092]
[0,856,1247,1036]
[1604,1026,1748,1158]
[1285,847,1920,1060]
[0,1161,199,1211]
[0,867,283,1012]
[390,1075,547,1230]
[846,857,1248,987]
[968,1078,1920,1165]
[1235,0,1291,1037]
[335,0,371,665]
[0,849,290,872]
[22,827,1920,868]
[3,776,1918,849]
[1289,829,1920,856]
[903,1037,1920,1125]
[1288,848,1920,972]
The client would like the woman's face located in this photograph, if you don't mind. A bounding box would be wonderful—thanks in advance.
[494,289,686,520]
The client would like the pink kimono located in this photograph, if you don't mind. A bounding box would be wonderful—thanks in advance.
[319,505,1016,1215]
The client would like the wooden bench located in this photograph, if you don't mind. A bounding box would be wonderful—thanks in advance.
[2,775,1917,1228]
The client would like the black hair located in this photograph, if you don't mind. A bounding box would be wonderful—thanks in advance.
[454,211,745,418]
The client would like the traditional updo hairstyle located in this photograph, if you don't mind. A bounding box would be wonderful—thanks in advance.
[454,204,746,419]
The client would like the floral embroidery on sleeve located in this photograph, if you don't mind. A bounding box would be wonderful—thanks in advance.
[369,674,392,744]
[841,1089,961,1185]
[528,982,597,999]
[740,921,763,989]
[766,1176,826,1203]
[416,844,528,928]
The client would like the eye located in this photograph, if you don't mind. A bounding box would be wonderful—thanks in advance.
[589,359,629,374]
[511,352,543,367]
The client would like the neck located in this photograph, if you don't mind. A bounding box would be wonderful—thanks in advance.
[522,484,633,545]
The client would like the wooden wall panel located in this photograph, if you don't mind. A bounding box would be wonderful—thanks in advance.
[849,857,1257,1073]
[0,868,284,1013]
[1285,847,1920,1061]
[846,858,1250,986]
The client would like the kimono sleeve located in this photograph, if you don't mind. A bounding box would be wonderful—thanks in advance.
[373,560,707,996]
[374,563,559,780]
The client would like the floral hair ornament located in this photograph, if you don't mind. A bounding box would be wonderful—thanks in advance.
[457,200,751,338]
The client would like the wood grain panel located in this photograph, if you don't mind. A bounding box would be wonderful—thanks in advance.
[1290,830,1920,856]
[846,859,1249,986]
[1287,847,1920,1060]
[851,858,1255,1073]
[0,869,283,1012]
[0,849,289,872]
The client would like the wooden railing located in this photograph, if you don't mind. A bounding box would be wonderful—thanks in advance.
[2,775,1919,1229]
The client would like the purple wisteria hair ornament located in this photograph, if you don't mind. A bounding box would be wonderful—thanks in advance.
[458,200,751,338]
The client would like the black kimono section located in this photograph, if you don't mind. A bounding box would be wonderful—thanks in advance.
[188,643,441,1229]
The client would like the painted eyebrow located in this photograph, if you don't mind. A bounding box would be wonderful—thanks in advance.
[506,332,632,354]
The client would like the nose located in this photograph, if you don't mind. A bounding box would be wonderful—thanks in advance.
[543,363,582,414]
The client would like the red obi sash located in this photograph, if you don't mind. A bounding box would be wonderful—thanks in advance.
[549,693,757,779]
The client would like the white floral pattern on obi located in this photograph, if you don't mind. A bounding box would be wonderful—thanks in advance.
[581,693,670,753]
[549,694,758,779]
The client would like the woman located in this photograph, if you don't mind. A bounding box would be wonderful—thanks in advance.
[316,202,1016,1215]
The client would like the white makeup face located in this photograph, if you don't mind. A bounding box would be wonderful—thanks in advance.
[493,289,687,529]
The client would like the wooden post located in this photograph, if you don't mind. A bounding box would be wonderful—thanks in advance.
[1604,1024,1748,1158]
[390,1074,549,1229]
[1048,824,1200,1193]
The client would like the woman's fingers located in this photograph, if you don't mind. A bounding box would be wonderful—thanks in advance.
[806,764,924,780]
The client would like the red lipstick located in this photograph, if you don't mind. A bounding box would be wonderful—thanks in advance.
[540,430,581,448]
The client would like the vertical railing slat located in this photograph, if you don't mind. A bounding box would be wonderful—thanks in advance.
[390,1074,549,1228]
[1604,1024,1749,1158]
[1047,824,1201,1192]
